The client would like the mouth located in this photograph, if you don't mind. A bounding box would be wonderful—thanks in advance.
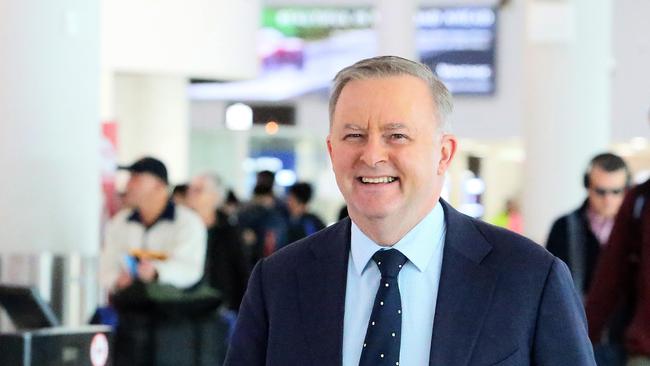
[357,176,399,184]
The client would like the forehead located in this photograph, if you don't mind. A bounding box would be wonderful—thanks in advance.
[589,166,627,185]
[190,176,209,188]
[131,172,154,181]
[333,75,436,126]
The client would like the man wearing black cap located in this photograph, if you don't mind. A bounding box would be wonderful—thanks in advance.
[99,156,206,292]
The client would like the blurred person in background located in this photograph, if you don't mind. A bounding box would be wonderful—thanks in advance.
[547,153,631,296]
[99,157,206,293]
[172,183,189,206]
[187,173,248,312]
[489,198,524,234]
[238,174,288,270]
[547,153,631,366]
[255,170,290,218]
[222,189,242,222]
[286,182,326,244]
[587,144,650,364]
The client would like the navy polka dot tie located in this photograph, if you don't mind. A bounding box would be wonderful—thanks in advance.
[359,249,408,366]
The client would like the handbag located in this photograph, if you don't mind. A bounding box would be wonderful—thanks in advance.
[111,280,222,317]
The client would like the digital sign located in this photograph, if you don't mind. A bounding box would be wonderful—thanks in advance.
[189,7,497,101]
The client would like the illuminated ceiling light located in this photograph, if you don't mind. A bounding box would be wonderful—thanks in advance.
[630,137,648,151]
[276,169,297,187]
[255,157,283,172]
[265,121,280,135]
[464,177,486,195]
[225,103,253,131]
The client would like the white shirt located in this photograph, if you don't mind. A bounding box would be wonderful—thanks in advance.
[342,203,446,366]
[99,202,206,291]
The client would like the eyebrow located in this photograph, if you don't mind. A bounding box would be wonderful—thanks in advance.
[342,123,365,130]
[342,123,410,131]
[383,123,409,131]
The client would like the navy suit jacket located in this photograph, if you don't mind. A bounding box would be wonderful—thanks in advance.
[225,201,595,365]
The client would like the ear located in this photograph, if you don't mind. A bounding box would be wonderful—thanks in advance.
[326,134,333,160]
[437,134,457,175]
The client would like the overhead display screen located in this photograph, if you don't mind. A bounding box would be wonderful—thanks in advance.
[189,7,497,101]
[417,7,497,95]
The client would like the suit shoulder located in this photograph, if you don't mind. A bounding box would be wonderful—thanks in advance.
[471,218,554,267]
[262,220,348,268]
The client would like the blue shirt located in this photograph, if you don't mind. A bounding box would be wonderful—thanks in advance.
[342,203,446,366]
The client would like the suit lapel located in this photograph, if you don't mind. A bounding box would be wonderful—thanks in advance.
[429,201,498,366]
[296,219,350,365]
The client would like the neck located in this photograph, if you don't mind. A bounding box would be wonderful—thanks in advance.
[290,206,307,219]
[199,208,217,227]
[139,191,169,226]
[350,201,437,246]
[254,195,275,208]
[587,204,612,220]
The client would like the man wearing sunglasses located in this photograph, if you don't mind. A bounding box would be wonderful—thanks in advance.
[547,153,631,296]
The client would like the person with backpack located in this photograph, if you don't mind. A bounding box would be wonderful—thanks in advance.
[285,182,326,244]
[546,153,632,296]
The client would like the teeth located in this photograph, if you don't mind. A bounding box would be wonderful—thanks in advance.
[361,177,396,184]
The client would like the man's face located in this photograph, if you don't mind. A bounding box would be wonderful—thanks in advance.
[327,75,456,225]
[187,176,220,212]
[286,193,303,217]
[587,166,628,218]
[124,172,161,207]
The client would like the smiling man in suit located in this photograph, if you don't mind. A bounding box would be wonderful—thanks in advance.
[224,56,595,365]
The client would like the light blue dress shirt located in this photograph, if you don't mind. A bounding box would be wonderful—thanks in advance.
[342,203,446,366]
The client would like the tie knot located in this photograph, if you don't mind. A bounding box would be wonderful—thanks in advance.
[372,249,408,278]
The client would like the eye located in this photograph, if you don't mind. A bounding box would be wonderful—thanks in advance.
[390,133,409,141]
[343,133,364,140]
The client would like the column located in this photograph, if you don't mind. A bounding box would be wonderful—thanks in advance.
[114,75,190,184]
[523,0,613,242]
[375,0,417,59]
[0,0,100,255]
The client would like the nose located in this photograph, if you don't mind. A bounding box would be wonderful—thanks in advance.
[604,193,619,206]
[359,135,388,167]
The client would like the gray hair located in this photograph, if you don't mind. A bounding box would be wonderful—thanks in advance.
[199,172,226,206]
[329,55,453,133]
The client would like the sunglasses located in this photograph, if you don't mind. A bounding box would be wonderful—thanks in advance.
[591,187,626,196]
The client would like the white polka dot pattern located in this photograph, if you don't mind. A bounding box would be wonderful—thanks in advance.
[358,249,408,366]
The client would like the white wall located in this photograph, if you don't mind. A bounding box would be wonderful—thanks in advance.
[611,0,650,140]
[0,0,101,255]
[102,0,260,79]
[114,74,190,184]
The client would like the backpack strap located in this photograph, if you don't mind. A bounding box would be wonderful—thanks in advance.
[633,194,646,221]
[566,211,588,294]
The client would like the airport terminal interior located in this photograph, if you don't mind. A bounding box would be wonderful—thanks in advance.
[0,0,649,364]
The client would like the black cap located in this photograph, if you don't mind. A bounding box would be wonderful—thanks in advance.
[118,157,168,184]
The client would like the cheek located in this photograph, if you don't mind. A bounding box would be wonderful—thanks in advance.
[397,150,436,176]
[333,149,356,171]
[611,196,625,206]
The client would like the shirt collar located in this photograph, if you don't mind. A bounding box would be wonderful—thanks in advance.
[128,200,176,227]
[350,202,446,275]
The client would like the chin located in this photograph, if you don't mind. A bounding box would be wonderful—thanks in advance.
[351,204,397,221]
